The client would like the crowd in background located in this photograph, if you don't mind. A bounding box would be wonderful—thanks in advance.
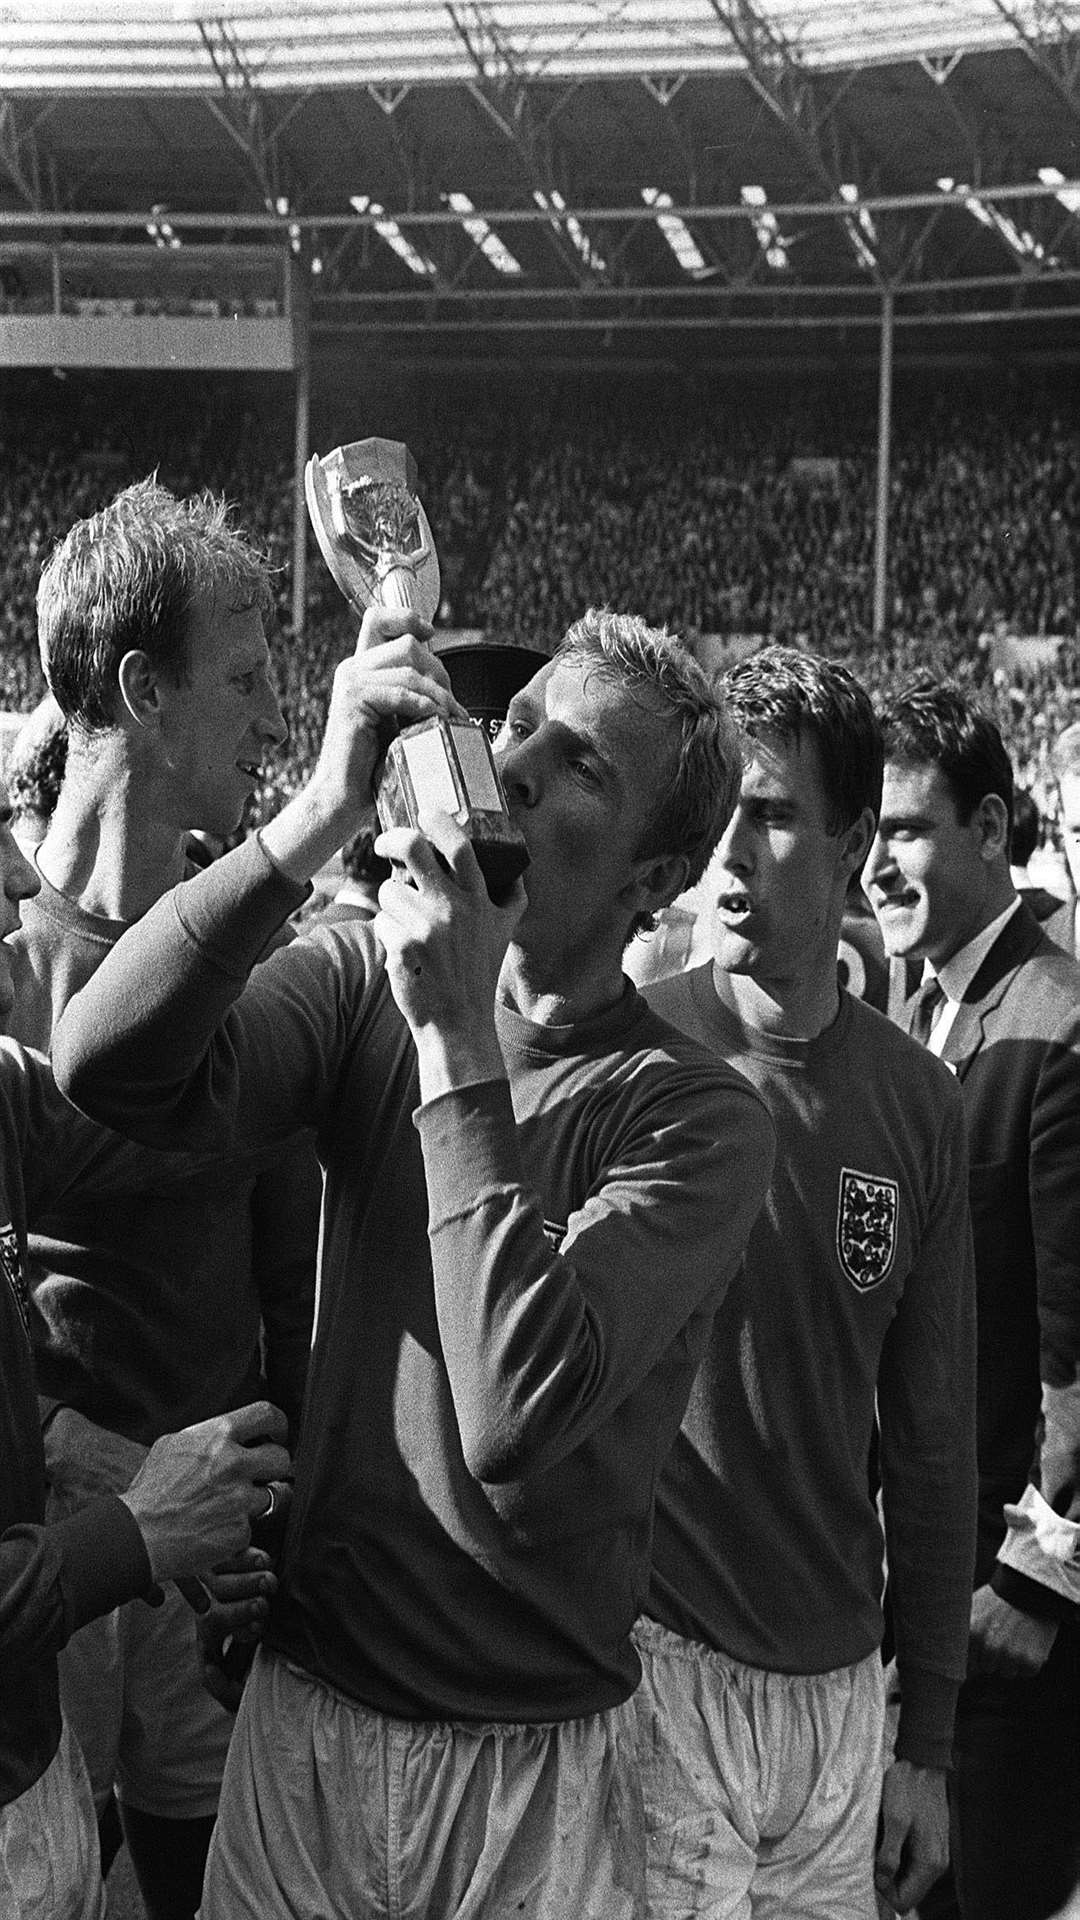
[1,363,1078,833]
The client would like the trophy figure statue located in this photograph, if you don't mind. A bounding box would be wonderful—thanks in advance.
[305,437,528,899]
[305,438,441,622]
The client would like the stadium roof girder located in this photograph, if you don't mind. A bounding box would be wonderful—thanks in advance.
[0,96,60,211]
[4,11,1080,337]
[704,0,890,280]
[5,179,1080,314]
[990,0,1080,122]
[6,2,1080,91]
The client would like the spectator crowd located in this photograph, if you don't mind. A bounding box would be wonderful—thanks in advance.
[1,365,1078,832]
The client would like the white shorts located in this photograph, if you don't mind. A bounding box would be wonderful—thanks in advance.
[634,1617,886,1920]
[201,1647,646,1919]
[58,1581,234,1819]
[0,1720,105,1920]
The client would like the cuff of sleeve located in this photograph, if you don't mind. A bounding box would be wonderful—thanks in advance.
[991,1563,1078,1623]
[49,1494,154,1630]
[414,1079,522,1227]
[894,1667,960,1772]
[994,1482,1080,1615]
[173,833,310,976]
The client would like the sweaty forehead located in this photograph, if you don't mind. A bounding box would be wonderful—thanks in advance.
[534,656,670,738]
[743,729,829,809]
[881,758,953,810]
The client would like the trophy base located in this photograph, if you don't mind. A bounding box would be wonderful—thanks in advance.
[376,717,529,903]
[458,819,531,902]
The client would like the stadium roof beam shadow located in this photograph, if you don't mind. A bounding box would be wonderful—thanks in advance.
[1039,162,1080,261]
[446,0,601,288]
[937,176,1061,272]
[197,17,308,217]
[634,72,749,289]
[348,194,439,280]
[740,185,791,271]
[443,191,523,278]
[706,0,890,285]
[991,0,1080,127]
[642,187,710,277]
[917,48,1036,205]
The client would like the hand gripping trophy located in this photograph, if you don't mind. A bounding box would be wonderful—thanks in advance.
[305,437,528,898]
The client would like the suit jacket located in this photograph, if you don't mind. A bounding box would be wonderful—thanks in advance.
[901,902,1080,1606]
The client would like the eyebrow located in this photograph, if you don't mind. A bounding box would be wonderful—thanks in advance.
[878,809,933,830]
[505,695,623,792]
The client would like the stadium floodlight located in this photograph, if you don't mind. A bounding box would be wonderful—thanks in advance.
[642,188,709,277]
[532,187,607,275]
[740,185,790,271]
[349,195,437,278]
[444,193,522,276]
[839,183,877,272]
[1039,166,1080,217]
[937,177,1057,268]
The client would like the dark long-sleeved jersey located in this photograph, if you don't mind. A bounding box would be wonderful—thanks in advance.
[645,968,977,1770]
[54,834,777,1723]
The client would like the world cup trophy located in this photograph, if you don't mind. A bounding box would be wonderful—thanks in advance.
[305,437,528,899]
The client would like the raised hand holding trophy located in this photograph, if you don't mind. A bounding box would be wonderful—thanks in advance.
[305,437,528,899]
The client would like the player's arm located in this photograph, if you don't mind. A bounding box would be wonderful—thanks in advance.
[375,815,776,1481]
[52,613,460,1149]
[875,1076,977,1909]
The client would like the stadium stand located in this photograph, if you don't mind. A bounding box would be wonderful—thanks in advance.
[2,366,1077,853]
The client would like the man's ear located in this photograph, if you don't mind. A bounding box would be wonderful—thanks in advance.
[974,792,1010,862]
[626,851,690,924]
[839,806,876,884]
[117,650,163,730]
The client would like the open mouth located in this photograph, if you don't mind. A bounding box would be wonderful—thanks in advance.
[237,761,262,781]
[874,890,919,913]
[717,889,753,917]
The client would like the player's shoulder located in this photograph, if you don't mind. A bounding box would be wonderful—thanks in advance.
[845,991,965,1109]
[630,981,776,1140]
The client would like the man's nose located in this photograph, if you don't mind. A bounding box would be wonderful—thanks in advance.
[864,834,888,886]
[258,681,288,748]
[497,739,539,808]
[717,807,753,872]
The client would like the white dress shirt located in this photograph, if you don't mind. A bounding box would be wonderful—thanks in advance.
[921,897,1022,1057]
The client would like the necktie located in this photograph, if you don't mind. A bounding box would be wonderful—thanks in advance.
[910,974,946,1046]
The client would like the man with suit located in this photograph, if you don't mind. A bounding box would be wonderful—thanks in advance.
[1046,721,1080,957]
[866,678,1080,1920]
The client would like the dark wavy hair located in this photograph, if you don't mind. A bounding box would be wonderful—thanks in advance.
[878,676,1014,839]
[719,644,883,835]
